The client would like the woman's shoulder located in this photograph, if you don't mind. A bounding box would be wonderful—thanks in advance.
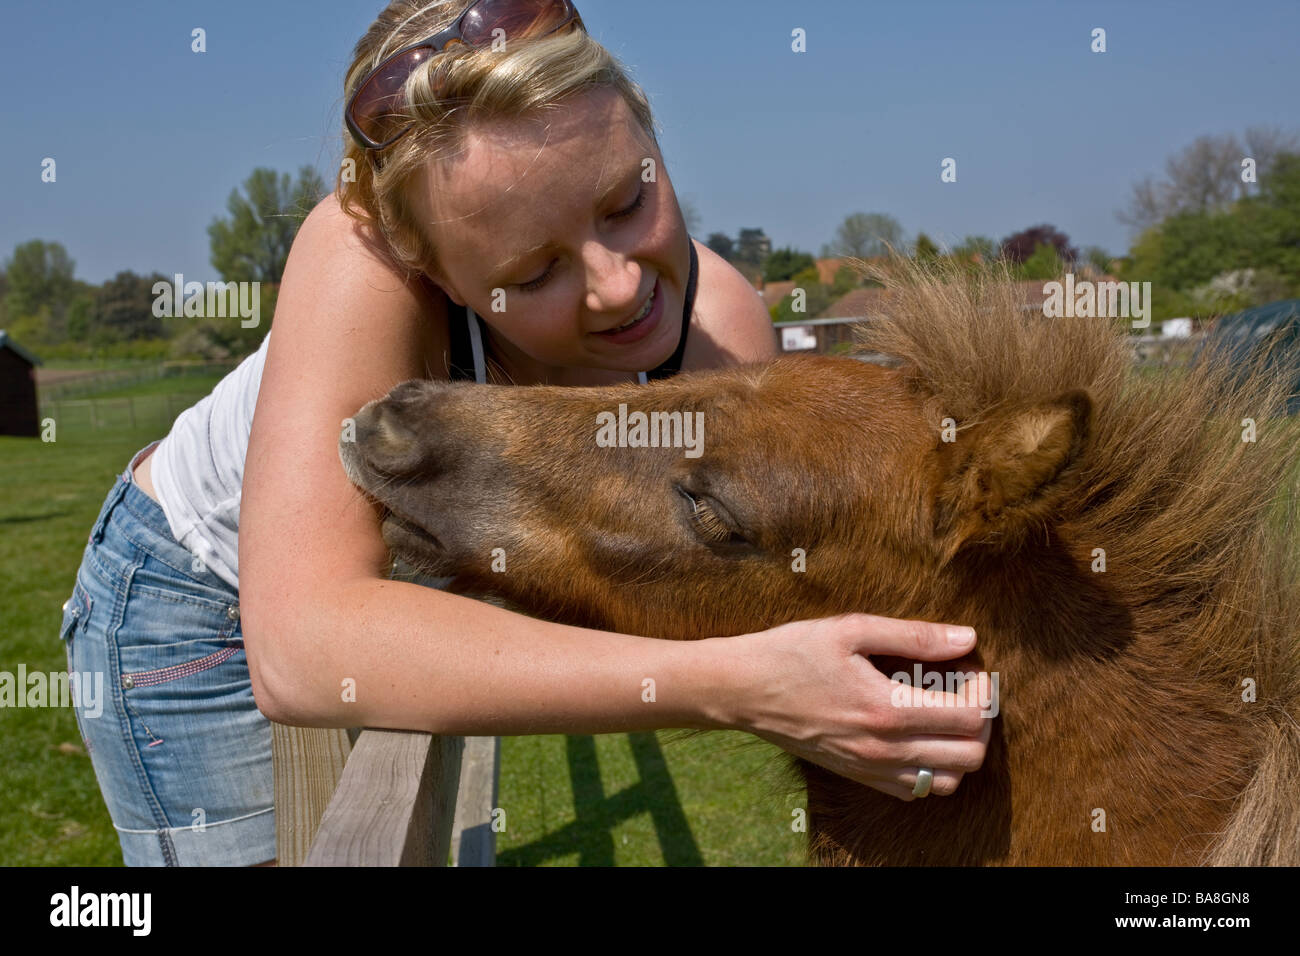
[306,193,442,304]
[284,193,453,382]
[681,238,780,370]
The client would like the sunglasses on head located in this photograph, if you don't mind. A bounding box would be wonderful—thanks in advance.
[346,0,583,152]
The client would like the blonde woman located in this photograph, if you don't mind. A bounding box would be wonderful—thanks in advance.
[60,0,988,866]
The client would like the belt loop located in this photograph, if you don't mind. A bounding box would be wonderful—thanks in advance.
[90,477,130,545]
[123,439,161,485]
[90,441,156,546]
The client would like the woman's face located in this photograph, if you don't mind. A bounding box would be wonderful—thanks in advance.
[409,85,690,374]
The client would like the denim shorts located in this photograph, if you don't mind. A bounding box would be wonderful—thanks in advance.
[60,441,275,866]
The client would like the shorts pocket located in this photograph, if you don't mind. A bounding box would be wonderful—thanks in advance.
[115,605,248,755]
[60,578,98,752]
[111,546,251,776]
[120,642,242,690]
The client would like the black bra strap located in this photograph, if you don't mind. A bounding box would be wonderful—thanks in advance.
[645,239,698,381]
[446,301,477,382]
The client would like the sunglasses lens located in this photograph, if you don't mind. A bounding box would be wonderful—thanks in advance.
[350,0,577,148]
[460,0,574,46]
[351,46,433,146]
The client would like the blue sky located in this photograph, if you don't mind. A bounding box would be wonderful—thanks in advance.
[2,0,1297,284]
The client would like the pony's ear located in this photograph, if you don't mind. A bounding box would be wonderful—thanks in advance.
[932,390,1091,563]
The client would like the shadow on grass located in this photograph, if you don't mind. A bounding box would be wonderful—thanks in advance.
[0,511,72,525]
[497,732,703,867]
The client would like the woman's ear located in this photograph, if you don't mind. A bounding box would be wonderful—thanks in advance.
[425,261,467,308]
[441,285,467,308]
[932,389,1092,564]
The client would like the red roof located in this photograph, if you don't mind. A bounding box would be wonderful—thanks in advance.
[760,279,797,311]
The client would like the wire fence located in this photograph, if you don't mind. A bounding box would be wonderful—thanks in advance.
[37,360,237,402]
[38,393,211,433]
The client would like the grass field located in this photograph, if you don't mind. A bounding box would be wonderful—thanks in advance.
[0,372,806,866]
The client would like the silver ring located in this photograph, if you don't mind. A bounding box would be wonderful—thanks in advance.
[912,767,934,798]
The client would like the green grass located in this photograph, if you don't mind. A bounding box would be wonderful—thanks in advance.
[1,373,807,866]
[0,417,167,865]
[497,731,805,866]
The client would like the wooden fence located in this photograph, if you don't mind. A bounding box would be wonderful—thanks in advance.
[272,727,500,866]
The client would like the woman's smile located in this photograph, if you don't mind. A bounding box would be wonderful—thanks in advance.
[591,276,664,344]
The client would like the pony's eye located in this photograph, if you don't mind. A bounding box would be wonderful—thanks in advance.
[676,485,751,548]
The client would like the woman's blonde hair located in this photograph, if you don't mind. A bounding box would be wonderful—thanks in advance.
[336,0,660,283]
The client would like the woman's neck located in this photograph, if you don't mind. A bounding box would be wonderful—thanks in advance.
[481,324,638,387]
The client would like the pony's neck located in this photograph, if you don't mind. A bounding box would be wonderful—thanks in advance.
[946,538,1136,666]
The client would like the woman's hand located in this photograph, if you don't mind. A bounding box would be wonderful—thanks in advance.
[717,613,992,800]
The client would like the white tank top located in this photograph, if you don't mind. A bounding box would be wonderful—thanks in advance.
[149,311,651,590]
[149,331,273,590]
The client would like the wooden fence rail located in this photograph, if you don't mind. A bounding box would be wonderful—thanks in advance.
[272,725,500,867]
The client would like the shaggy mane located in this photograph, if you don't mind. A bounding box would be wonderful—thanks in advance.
[849,254,1300,864]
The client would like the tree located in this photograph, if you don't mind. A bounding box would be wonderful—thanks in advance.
[1236,152,1300,280]
[1000,225,1078,267]
[763,247,815,282]
[733,228,771,270]
[953,235,998,263]
[3,239,77,341]
[822,212,904,259]
[831,265,859,296]
[771,265,834,322]
[1117,154,1300,320]
[705,232,734,261]
[1081,245,1113,274]
[208,165,326,283]
[65,286,96,343]
[1117,126,1300,234]
[1127,210,1250,292]
[92,271,167,343]
[913,232,940,262]
[170,283,279,360]
[1020,243,1065,280]
[1188,268,1292,315]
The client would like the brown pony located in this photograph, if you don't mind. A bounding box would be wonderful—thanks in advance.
[339,256,1300,865]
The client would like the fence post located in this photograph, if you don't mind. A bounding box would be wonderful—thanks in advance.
[271,724,353,867]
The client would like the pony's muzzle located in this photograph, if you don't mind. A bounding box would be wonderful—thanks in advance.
[343,379,472,482]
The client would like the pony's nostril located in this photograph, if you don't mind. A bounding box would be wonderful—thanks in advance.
[387,379,428,404]
[369,401,418,458]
